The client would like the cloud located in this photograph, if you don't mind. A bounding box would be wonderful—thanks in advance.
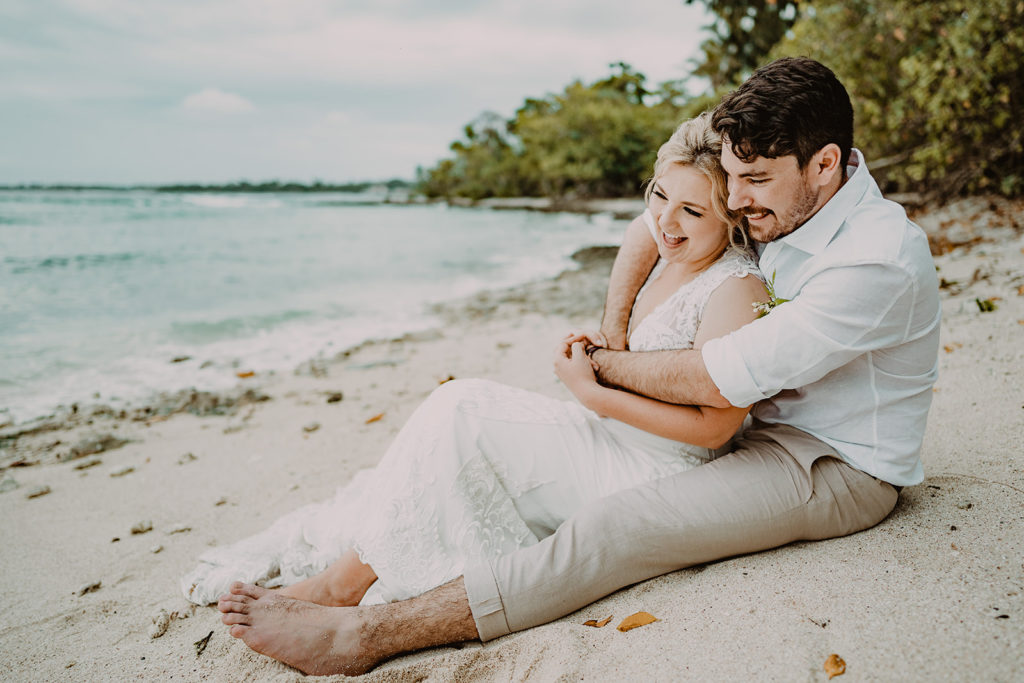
[181,87,254,114]
[0,0,709,183]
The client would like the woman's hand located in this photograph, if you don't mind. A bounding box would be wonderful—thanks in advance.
[561,329,608,370]
[553,338,602,409]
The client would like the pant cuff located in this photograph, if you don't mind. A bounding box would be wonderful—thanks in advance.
[463,560,511,642]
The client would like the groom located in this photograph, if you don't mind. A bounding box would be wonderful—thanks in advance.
[218,57,941,676]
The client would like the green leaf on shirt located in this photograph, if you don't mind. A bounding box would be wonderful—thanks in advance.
[753,270,790,318]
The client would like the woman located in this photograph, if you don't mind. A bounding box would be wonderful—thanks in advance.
[185,113,768,610]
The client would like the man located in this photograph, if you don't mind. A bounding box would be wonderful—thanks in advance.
[217,57,940,676]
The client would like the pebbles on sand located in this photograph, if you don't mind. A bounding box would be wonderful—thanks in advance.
[26,484,51,499]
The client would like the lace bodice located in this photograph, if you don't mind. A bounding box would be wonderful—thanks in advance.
[628,246,762,352]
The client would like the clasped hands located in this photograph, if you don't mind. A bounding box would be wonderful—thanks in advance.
[553,329,611,405]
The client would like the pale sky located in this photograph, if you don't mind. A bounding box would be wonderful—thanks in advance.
[1,0,708,185]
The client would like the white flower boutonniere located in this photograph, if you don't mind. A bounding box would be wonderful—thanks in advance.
[752,270,790,318]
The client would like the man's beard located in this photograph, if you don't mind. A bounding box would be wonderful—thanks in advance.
[745,182,821,243]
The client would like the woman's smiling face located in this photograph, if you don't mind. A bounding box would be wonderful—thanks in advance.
[648,163,731,269]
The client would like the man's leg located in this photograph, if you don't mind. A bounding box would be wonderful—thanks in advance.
[220,424,897,673]
[463,423,899,639]
[220,578,478,676]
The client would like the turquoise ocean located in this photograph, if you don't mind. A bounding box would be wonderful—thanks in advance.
[0,190,626,425]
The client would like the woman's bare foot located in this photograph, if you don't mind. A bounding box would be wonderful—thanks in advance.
[218,582,383,676]
[277,549,378,606]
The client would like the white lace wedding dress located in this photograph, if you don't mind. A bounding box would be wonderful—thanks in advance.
[182,245,761,606]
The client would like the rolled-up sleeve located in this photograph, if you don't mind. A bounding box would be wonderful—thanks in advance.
[703,262,915,407]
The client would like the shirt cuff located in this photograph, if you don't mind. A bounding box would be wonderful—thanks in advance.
[701,335,768,408]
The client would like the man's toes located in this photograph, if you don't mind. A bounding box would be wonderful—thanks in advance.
[218,598,250,614]
[230,582,269,600]
[228,624,249,639]
[221,611,251,626]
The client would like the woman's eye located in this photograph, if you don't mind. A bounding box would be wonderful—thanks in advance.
[652,190,668,201]
[684,207,703,218]
[749,178,768,185]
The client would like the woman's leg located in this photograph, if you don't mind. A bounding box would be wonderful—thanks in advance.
[276,549,379,606]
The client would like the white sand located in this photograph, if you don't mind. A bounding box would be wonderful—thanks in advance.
[1,197,1021,681]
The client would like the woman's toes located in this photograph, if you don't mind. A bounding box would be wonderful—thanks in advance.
[221,611,251,626]
[228,624,249,639]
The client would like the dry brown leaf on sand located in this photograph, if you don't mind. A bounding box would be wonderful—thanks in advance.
[582,615,613,628]
[824,653,846,679]
[365,413,385,424]
[236,371,255,378]
[617,611,657,632]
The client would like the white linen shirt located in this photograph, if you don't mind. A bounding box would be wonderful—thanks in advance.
[701,150,940,485]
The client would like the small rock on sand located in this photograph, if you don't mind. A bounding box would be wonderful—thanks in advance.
[131,520,153,535]
[73,457,102,470]
[326,392,343,403]
[63,433,130,462]
[303,422,321,433]
[166,523,191,535]
[150,609,172,639]
[177,452,197,465]
[110,465,134,477]
[77,580,101,597]
[0,475,18,493]
[26,484,51,499]
[150,544,164,554]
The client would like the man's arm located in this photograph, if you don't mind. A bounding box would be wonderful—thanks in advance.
[599,214,659,350]
[591,347,732,408]
[597,261,930,414]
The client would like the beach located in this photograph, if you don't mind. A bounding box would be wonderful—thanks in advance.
[1,196,1022,681]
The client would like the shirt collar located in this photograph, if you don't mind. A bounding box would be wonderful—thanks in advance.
[773,148,870,256]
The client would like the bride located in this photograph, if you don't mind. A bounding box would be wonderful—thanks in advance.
[183,113,768,611]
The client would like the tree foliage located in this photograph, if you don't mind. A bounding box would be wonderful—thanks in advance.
[417,0,1023,200]
[686,0,803,89]
[418,64,686,200]
[774,0,1024,198]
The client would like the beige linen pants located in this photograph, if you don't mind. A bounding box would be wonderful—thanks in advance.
[463,420,899,641]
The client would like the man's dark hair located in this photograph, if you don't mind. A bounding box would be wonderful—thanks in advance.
[711,57,854,169]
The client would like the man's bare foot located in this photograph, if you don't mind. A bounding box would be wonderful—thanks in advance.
[218,582,383,676]
[277,549,377,607]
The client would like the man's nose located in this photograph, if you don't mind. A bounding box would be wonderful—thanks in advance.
[727,183,750,211]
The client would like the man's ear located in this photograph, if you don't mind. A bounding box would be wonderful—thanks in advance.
[809,144,843,188]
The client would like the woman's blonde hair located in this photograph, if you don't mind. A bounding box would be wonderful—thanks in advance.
[644,112,748,249]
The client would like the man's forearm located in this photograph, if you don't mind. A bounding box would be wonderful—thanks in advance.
[591,347,731,408]
[600,216,659,349]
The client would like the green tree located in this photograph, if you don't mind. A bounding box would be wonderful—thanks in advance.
[417,64,685,200]
[774,0,1024,197]
[688,0,804,89]
[418,112,538,199]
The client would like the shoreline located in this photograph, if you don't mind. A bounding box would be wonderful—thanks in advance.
[1,195,1022,681]
[0,244,619,469]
